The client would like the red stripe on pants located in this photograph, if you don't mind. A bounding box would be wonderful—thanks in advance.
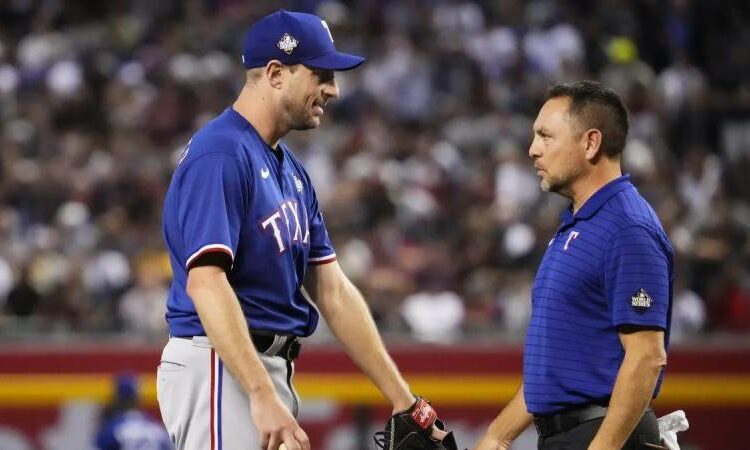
[210,348,215,450]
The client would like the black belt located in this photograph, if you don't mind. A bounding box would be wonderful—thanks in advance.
[252,333,301,361]
[533,404,608,438]
[175,332,301,361]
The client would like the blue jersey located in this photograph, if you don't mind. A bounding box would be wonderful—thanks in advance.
[95,410,172,450]
[523,175,674,415]
[162,108,336,337]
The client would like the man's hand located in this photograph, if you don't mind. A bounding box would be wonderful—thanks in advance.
[472,432,509,450]
[431,426,448,441]
[472,385,531,450]
[251,387,310,450]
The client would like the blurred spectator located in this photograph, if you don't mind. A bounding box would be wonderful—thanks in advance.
[670,279,706,342]
[4,265,40,317]
[600,36,656,98]
[656,51,708,155]
[495,271,533,335]
[401,275,465,344]
[0,256,13,306]
[493,140,539,224]
[94,373,172,450]
[677,148,722,231]
[118,252,170,336]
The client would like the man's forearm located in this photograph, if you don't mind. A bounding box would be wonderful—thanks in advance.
[317,277,414,411]
[187,269,276,397]
[483,385,533,448]
[588,351,664,450]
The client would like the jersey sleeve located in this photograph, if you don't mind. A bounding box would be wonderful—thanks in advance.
[305,178,336,265]
[176,153,248,269]
[604,225,672,329]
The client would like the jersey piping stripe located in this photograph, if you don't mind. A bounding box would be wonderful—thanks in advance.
[186,244,234,268]
[308,253,337,264]
[210,348,215,450]
[210,349,223,450]
[218,357,223,450]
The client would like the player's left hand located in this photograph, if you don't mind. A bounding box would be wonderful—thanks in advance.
[374,396,459,450]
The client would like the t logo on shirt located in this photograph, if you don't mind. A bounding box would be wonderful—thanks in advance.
[564,230,580,250]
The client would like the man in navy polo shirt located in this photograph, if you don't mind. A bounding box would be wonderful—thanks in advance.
[474,81,674,450]
[158,10,451,450]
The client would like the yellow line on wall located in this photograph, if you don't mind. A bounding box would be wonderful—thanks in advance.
[0,374,158,408]
[0,374,748,408]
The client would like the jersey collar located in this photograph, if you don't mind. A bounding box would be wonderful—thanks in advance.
[561,174,633,224]
[228,107,287,162]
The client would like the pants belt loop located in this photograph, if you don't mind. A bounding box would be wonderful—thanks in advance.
[191,336,211,348]
[263,335,287,356]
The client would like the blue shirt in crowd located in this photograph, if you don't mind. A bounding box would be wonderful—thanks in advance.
[95,410,172,450]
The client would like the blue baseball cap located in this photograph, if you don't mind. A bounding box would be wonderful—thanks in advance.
[115,373,138,401]
[242,10,365,71]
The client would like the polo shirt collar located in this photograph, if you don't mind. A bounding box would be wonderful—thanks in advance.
[561,174,633,224]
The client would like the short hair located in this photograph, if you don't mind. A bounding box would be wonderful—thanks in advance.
[245,63,299,84]
[546,80,629,158]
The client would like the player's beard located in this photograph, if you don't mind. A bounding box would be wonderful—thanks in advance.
[539,175,555,193]
[282,94,320,131]
[539,170,567,193]
[541,163,584,197]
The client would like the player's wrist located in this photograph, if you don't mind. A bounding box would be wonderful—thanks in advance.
[391,393,417,414]
[247,380,277,399]
[496,431,518,448]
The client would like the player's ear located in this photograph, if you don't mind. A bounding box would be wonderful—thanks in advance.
[265,60,285,89]
[582,128,603,161]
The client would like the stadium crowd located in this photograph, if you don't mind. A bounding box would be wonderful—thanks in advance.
[0,0,748,342]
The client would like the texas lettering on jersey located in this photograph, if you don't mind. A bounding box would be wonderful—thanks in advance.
[260,199,310,253]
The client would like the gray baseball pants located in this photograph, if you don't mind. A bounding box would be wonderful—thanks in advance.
[157,336,299,450]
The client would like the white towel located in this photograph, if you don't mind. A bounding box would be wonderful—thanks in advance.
[657,410,689,450]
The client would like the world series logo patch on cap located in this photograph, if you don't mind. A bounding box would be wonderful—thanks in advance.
[277,33,299,55]
[631,288,652,311]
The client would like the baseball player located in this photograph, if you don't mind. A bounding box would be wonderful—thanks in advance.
[158,10,456,450]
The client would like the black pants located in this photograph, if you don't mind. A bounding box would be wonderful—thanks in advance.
[538,410,666,450]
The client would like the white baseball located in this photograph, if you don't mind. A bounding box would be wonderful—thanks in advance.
[278,444,287,450]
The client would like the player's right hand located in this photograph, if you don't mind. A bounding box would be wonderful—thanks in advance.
[251,388,310,450]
